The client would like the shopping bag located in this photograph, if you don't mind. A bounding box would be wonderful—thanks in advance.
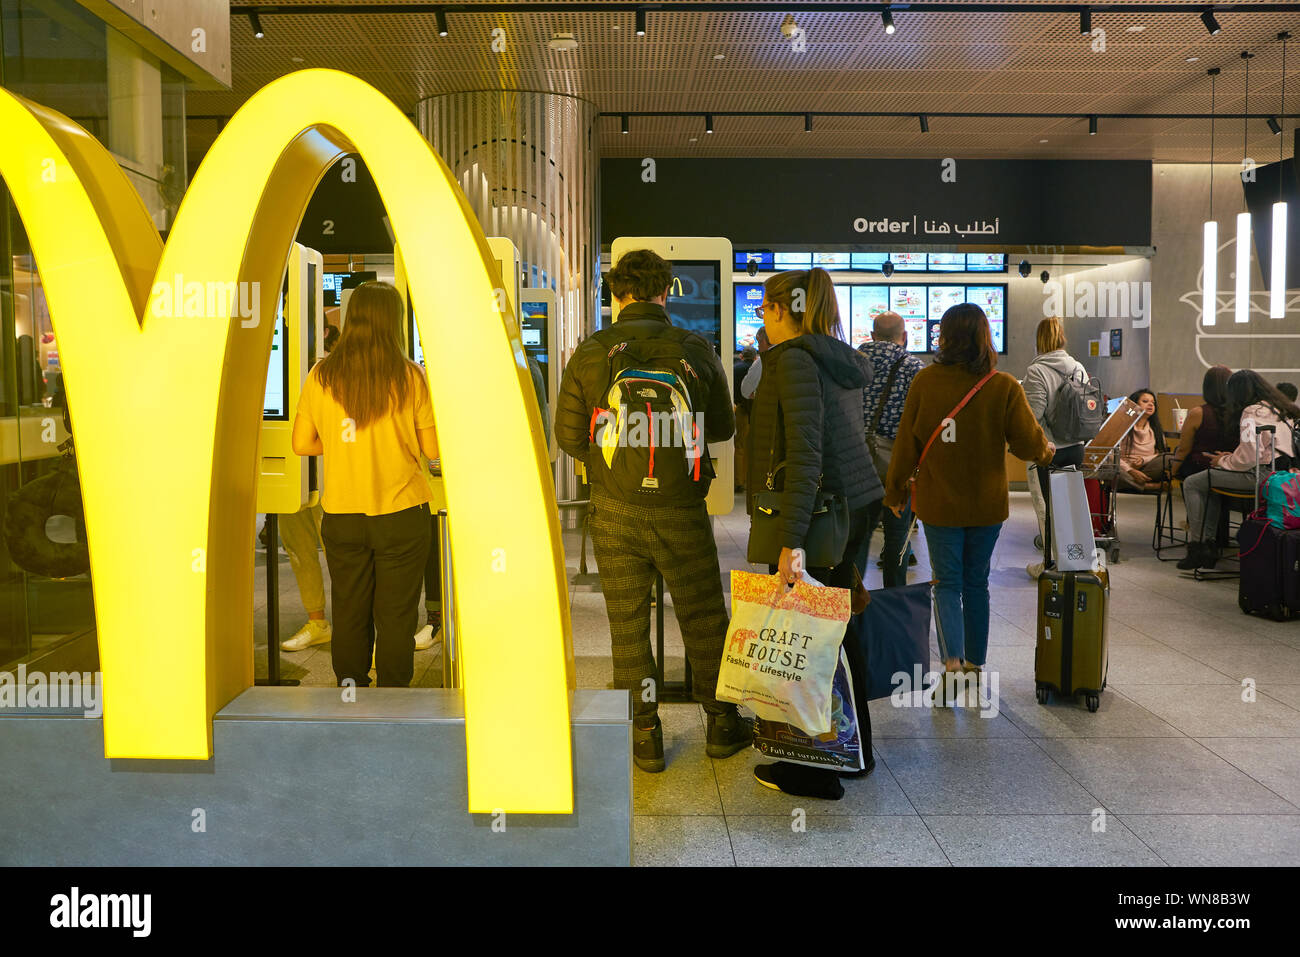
[1049,468,1097,571]
[847,581,933,701]
[752,648,864,771]
[716,568,852,735]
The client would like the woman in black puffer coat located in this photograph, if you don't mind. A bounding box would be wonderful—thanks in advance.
[746,267,884,801]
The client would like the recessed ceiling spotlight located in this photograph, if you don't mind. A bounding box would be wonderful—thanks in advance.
[1127,25,1146,33]
[1186,55,1200,62]
[548,32,579,52]
[291,56,304,63]
[689,136,698,142]
[1039,138,1049,143]
[713,53,725,60]
[1200,10,1222,36]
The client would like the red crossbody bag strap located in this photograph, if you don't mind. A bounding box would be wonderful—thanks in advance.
[909,369,997,507]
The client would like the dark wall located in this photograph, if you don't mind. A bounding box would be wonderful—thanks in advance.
[601,158,1152,247]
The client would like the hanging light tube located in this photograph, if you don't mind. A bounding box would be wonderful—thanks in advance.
[1203,220,1218,327]
[1236,211,1252,323]
[1272,31,1290,319]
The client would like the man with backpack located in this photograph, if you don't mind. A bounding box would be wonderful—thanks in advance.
[1023,316,1104,573]
[556,248,751,773]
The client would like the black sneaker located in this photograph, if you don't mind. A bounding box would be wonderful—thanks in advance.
[705,708,754,759]
[633,718,664,773]
[753,762,845,800]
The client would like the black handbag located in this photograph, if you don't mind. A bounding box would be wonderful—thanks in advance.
[747,402,851,567]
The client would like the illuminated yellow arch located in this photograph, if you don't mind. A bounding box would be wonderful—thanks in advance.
[0,70,574,813]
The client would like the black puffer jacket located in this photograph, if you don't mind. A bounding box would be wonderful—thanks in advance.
[747,334,883,548]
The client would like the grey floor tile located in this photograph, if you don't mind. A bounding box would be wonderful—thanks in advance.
[922,814,1166,866]
[1036,737,1298,814]
[1177,641,1300,685]
[868,692,1028,738]
[713,746,916,816]
[574,655,614,691]
[1116,684,1300,737]
[874,737,1098,814]
[1259,683,1300,711]
[1106,638,1239,686]
[1195,737,1300,809]
[727,814,949,866]
[633,815,735,866]
[1118,815,1300,866]
[634,735,722,816]
[998,684,1185,739]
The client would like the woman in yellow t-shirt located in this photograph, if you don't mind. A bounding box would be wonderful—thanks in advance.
[292,281,438,688]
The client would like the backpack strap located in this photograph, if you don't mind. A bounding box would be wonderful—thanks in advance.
[866,353,907,441]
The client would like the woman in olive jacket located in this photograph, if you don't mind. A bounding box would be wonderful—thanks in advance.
[746,267,884,801]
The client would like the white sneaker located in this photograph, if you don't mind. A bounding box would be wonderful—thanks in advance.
[282,619,331,652]
[1026,561,1044,580]
[414,623,441,651]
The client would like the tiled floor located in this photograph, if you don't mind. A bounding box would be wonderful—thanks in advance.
[253,488,1300,866]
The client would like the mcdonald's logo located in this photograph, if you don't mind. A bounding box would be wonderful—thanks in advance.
[0,70,575,814]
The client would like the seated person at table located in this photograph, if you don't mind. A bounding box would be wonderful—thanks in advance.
[1178,370,1300,571]
[1116,389,1168,491]
[1277,382,1298,402]
[1168,365,1232,481]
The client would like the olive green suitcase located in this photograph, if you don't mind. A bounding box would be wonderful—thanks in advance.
[1035,568,1109,712]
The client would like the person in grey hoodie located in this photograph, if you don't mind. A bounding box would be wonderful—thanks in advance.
[745,266,883,801]
[1022,315,1090,573]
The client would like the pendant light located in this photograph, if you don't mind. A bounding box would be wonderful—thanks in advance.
[1204,67,1220,327]
[1237,52,1254,324]
[1272,32,1291,318]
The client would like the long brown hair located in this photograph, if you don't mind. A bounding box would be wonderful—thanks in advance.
[314,281,419,429]
[934,303,997,377]
[763,267,846,341]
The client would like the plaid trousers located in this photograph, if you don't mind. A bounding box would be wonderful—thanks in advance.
[588,487,729,716]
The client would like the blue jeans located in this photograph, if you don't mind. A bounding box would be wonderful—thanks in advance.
[853,501,914,588]
[922,522,1002,667]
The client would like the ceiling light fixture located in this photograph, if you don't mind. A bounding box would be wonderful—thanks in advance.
[882,10,896,35]
[1238,50,1254,324]
[1080,10,1091,34]
[1127,25,1146,33]
[636,8,646,36]
[1200,10,1221,36]
[1204,67,1220,327]
[621,114,629,134]
[435,9,448,37]
[705,114,714,134]
[919,114,929,133]
[804,113,813,133]
[1186,56,1200,62]
[1089,115,1098,135]
[548,32,578,52]
[1272,31,1290,318]
[249,12,265,39]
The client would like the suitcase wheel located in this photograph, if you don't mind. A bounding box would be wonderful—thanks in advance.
[1086,694,1100,713]
[1035,685,1050,705]
[1239,595,1251,615]
[1108,545,1121,565]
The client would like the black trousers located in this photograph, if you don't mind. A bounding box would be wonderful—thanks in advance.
[770,500,881,791]
[1036,444,1086,568]
[423,510,442,617]
[322,503,432,688]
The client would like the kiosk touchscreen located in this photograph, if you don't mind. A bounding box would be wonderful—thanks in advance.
[520,289,558,403]
[610,236,735,516]
[257,243,325,514]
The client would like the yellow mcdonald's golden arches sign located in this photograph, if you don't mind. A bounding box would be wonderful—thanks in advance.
[0,70,575,814]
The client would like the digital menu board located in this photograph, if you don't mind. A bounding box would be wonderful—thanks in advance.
[850,285,889,349]
[774,252,812,269]
[927,253,966,272]
[890,285,927,320]
[833,284,851,337]
[735,282,765,349]
[814,252,852,270]
[966,253,1007,272]
[889,253,928,271]
[968,284,1006,352]
[928,284,966,319]
[904,320,927,353]
[735,250,775,271]
[850,253,889,272]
